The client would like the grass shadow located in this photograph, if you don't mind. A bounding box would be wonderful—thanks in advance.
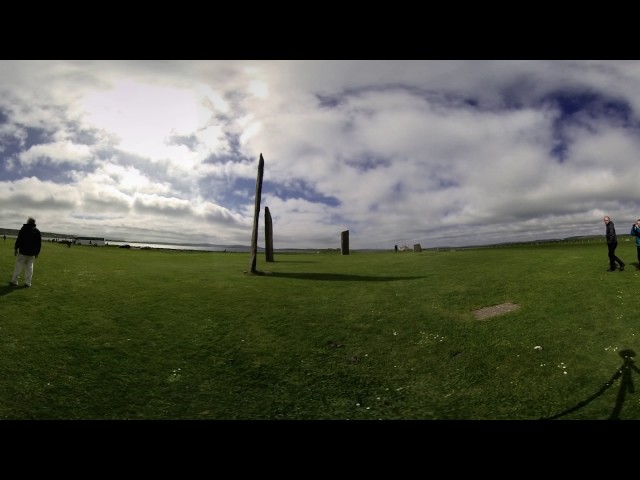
[268,260,320,264]
[541,349,639,420]
[0,285,18,297]
[260,272,424,281]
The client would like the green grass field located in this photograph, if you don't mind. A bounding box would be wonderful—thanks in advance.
[2,237,640,420]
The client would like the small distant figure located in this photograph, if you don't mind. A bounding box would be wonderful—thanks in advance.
[604,216,625,272]
[3,234,5,241]
[9,217,42,287]
[394,245,398,253]
[630,219,640,269]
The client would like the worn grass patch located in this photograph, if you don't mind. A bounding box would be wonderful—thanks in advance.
[473,303,521,320]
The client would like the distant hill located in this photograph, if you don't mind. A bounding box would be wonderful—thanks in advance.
[0,227,76,239]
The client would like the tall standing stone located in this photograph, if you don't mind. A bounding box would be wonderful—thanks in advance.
[248,154,264,273]
[265,206,274,262]
[341,230,349,255]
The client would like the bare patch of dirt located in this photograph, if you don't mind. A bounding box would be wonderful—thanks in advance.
[473,302,520,320]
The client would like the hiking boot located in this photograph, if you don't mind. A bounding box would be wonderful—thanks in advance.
[9,281,18,286]
[620,264,625,271]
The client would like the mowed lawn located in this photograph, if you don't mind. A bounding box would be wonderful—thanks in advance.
[1,237,640,420]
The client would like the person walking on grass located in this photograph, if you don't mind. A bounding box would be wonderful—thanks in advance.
[631,219,640,269]
[604,216,625,272]
[9,217,42,287]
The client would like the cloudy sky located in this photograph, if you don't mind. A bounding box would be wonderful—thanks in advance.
[1,60,639,249]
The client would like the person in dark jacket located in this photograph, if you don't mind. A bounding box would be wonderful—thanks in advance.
[604,216,625,272]
[9,217,42,287]
[631,219,640,269]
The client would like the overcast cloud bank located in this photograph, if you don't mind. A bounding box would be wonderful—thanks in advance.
[1,60,639,249]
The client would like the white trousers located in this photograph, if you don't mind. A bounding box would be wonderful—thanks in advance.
[11,254,36,286]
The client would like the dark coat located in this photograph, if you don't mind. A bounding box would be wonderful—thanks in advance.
[606,221,617,245]
[15,222,42,256]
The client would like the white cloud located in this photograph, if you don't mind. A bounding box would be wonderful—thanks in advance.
[19,140,93,167]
